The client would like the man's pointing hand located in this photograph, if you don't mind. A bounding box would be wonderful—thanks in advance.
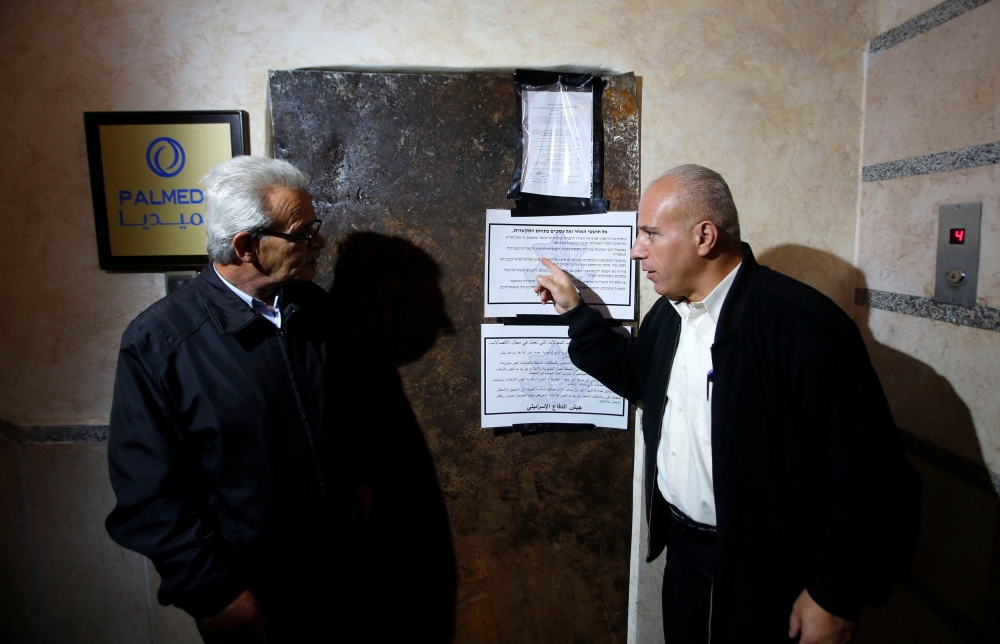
[534,258,582,314]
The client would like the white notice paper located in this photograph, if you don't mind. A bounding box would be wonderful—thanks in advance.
[484,209,637,319]
[480,324,628,429]
[520,89,593,198]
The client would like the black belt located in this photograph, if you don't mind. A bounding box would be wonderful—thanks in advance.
[667,502,717,538]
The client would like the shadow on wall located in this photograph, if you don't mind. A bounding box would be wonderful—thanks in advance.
[328,232,458,642]
[758,245,1000,643]
[757,244,982,467]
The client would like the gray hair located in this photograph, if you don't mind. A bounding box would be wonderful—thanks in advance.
[658,164,741,243]
[202,156,310,264]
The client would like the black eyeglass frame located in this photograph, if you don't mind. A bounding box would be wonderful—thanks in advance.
[253,219,324,247]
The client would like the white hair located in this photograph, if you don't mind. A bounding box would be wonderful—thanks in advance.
[658,164,741,243]
[202,156,310,264]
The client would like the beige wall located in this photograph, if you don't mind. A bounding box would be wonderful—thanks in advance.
[872,0,942,35]
[0,0,873,426]
[855,0,1000,473]
[4,1,999,642]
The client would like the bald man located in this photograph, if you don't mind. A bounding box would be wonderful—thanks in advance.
[535,165,918,644]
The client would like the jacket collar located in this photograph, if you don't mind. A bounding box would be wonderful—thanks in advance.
[196,265,266,335]
[713,242,759,347]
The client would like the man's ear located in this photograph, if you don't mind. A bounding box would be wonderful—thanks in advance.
[230,231,258,263]
[695,220,720,257]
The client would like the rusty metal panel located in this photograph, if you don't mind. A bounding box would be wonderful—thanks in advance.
[270,69,639,643]
[603,73,641,212]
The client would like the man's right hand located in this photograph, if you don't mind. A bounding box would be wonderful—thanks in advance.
[198,589,268,644]
[535,258,582,314]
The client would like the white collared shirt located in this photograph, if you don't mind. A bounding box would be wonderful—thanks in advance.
[213,265,282,329]
[655,262,741,526]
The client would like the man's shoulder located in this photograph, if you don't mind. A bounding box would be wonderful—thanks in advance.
[121,282,212,366]
[748,264,856,337]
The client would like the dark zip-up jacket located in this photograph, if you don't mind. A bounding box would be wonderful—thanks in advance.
[106,266,339,619]
[564,244,919,641]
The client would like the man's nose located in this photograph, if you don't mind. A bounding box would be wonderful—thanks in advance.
[311,231,328,251]
[630,238,645,260]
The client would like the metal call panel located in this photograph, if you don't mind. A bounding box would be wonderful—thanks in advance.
[934,202,982,307]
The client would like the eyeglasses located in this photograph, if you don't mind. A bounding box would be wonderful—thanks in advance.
[254,219,324,247]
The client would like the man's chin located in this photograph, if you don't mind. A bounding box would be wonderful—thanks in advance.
[289,264,318,282]
[651,281,673,297]
[646,272,667,295]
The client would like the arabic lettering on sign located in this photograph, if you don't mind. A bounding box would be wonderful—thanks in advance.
[117,210,204,231]
[480,328,629,430]
[483,337,622,415]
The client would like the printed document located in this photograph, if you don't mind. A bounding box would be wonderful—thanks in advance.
[484,209,637,319]
[480,324,628,429]
[520,89,593,198]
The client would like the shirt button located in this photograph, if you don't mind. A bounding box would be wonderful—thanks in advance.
[671,492,678,499]
[683,364,688,370]
[671,450,677,457]
[679,406,684,414]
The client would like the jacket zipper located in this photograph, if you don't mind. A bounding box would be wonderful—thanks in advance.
[707,344,715,644]
[277,315,329,509]
[708,579,714,644]
[646,321,683,560]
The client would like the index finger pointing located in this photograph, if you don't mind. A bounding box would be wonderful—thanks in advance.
[540,258,565,275]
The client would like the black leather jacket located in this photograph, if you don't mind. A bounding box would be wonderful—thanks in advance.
[106,266,339,618]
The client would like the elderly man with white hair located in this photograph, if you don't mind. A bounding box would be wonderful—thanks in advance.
[106,155,339,643]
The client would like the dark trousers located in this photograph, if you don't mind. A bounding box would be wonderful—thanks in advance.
[661,500,718,644]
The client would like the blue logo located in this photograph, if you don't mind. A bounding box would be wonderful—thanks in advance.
[146,137,186,178]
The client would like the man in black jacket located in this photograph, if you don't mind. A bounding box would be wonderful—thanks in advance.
[535,165,918,643]
[106,156,339,643]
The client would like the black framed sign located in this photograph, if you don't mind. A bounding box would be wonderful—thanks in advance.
[84,110,250,270]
